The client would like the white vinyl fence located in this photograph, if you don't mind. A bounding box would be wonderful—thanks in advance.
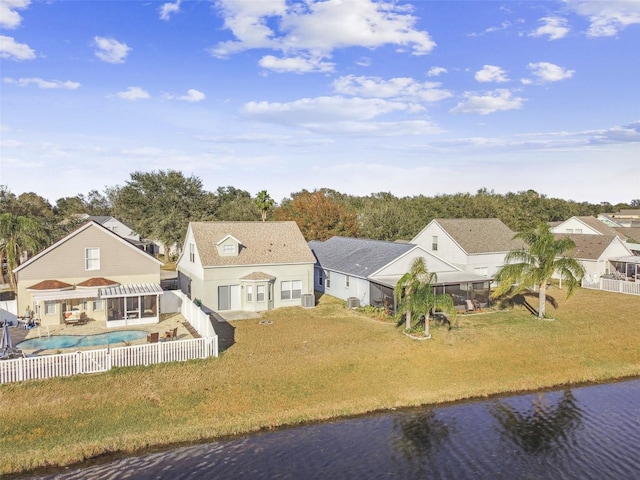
[582,278,640,296]
[1,337,218,384]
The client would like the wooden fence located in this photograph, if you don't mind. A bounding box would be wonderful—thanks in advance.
[1,337,218,384]
[582,278,640,296]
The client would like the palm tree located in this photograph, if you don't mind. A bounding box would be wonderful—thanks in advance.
[255,190,275,222]
[491,223,585,319]
[0,213,49,291]
[394,257,456,338]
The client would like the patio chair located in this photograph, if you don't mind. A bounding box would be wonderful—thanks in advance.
[147,332,159,343]
[162,327,178,341]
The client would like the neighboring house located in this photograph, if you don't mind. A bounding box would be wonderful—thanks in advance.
[14,221,164,328]
[550,216,627,239]
[411,218,525,279]
[87,215,161,254]
[554,234,633,282]
[310,236,491,311]
[598,209,640,228]
[176,221,316,313]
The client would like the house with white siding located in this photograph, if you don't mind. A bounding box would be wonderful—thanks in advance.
[14,221,164,328]
[176,221,316,313]
[411,218,525,279]
[310,236,491,311]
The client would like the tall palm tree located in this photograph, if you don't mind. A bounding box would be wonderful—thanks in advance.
[0,213,49,290]
[394,257,456,338]
[255,190,275,222]
[491,223,585,319]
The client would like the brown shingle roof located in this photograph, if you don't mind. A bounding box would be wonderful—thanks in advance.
[554,234,616,260]
[573,216,627,239]
[27,280,73,290]
[614,227,640,242]
[435,218,526,254]
[191,221,316,267]
[76,277,119,287]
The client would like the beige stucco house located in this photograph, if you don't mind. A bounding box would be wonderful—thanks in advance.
[176,221,316,313]
[14,221,164,328]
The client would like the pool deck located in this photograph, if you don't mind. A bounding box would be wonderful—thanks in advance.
[10,313,194,356]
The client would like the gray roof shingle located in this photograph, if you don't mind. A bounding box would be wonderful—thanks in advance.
[309,236,415,277]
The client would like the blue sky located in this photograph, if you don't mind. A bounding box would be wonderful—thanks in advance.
[1,0,639,205]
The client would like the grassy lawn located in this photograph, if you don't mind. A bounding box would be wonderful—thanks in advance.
[1,287,639,475]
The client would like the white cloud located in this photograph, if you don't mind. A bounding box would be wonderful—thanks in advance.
[565,0,640,37]
[0,35,35,60]
[527,62,574,82]
[258,54,335,73]
[0,0,30,29]
[427,66,447,77]
[332,75,451,103]
[450,89,525,115]
[468,21,511,37]
[475,65,509,83]
[159,0,181,21]
[116,87,150,100]
[529,16,570,40]
[3,77,80,89]
[210,0,435,65]
[94,36,131,63]
[176,89,206,102]
[242,96,421,126]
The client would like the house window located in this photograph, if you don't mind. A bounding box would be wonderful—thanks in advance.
[575,229,582,234]
[474,267,489,277]
[257,285,265,302]
[92,298,103,311]
[318,270,323,286]
[346,275,350,287]
[326,271,331,289]
[281,280,302,300]
[432,236,438,251]
[85,247,100,270]
[247,285,253,302]
[44,301,56,315]
[566,229,573,233]
[223,244,235,254]
[189,243,195,262]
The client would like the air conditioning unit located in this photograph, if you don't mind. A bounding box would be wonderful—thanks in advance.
[347,297,360,309]
[301,294,315,308]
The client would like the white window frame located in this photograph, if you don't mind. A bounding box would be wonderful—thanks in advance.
[92,298,104,311]
[223,244,235,254]
[346,275,350,287]
[44,301,56,315]
[432,236,438,251]
[246,285,253,302]
[326,271,331,289]
[189,243,195,262]
[85,247,100,270]
[318,270,323,286]
[257,285,265,302]
[281,280,302,300]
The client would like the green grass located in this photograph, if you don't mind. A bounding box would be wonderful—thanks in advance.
[1,287,639,475]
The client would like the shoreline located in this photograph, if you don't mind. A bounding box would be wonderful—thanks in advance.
[9,373,640,479]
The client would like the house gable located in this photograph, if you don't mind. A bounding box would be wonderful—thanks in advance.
[216,234,243,257]
[551,216,625,238]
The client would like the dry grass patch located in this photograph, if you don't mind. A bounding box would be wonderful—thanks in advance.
[1,290,639,475]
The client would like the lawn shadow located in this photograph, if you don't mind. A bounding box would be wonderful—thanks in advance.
[495,290,558,317]
[210,314,235,353]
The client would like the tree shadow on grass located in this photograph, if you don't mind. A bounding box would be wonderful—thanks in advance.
[494,290,558,318]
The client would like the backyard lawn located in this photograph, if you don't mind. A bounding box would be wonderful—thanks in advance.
[1,287,639,475]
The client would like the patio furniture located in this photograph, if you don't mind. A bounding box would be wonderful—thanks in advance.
[147,332,159,343]
[162,327,178,341]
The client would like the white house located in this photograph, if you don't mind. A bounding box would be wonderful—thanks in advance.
[176,221,316,313]
[411,218,525,279]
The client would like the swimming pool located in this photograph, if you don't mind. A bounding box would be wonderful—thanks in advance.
[17,330,148,351]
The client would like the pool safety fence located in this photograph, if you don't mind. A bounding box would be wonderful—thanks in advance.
[0,336,218,384]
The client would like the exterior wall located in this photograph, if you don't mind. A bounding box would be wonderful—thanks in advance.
[100,218,140,242]
[412,223,468,269]
[15,224,161,327]
[465,252,508,277]
[551,218,600,235]
[176,227,205,299]
[192,263,314,313]
[316,268,370,306]
[553,238,633,281]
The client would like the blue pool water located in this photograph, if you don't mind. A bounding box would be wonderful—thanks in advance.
[18,331,148,350]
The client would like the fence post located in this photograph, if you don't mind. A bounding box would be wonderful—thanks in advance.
[18,357,24,382]
[76,352,83,374]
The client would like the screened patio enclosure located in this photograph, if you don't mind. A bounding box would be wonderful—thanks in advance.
[100,283,163,327]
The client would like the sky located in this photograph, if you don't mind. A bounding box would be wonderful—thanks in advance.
[1,0,639,206]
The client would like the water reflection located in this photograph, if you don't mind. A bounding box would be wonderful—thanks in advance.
[392,409,452,474]
[24,380,640,480]
[489,389,582,455]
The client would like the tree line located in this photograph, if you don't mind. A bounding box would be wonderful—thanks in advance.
[1,170,637,286]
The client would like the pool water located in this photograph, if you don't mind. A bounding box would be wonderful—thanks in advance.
[18,331,148,350]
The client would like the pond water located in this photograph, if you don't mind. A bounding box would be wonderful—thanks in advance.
[28,379,640,479]
[17,331,147,351]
